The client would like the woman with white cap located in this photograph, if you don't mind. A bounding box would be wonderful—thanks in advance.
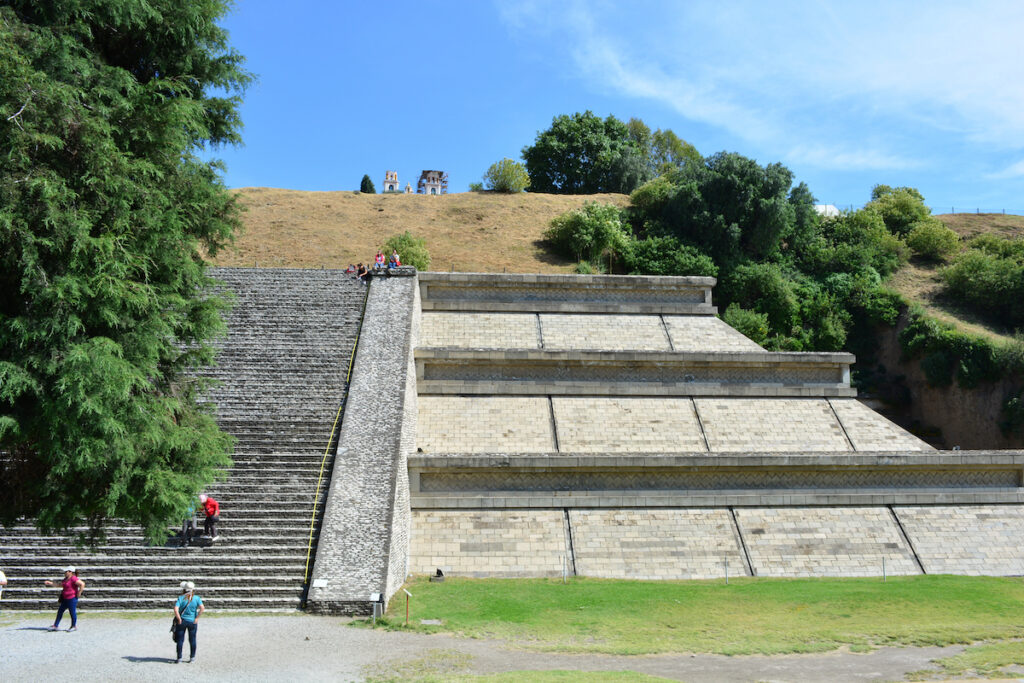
[44,566,85,631]
[173,580,204,663]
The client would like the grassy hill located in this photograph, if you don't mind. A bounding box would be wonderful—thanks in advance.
[215,190,1024,341]
[888,213,1024,344]
[212,188,629,273]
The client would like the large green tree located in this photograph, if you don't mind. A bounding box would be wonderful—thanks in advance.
[634,152,798,269]
[522,111,652,194]
[0,0,250,542]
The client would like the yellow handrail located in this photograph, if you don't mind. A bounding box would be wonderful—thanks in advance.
[301,287,367,592]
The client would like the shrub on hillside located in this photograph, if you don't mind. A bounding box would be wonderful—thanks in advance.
[899,307,1001,388]
[724,262,798,333]
[906,219,959,261]
[721,304,769,345]
[621,236,717,277]
[360,174,376,194]
[483,158,530,193]
[866,185,930,236]
[382,232,430,271]
[545,203,629,264]
[942,249,1024,327]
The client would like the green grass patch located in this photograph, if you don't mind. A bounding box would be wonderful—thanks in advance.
[907,639,1024,680]
[362,647,671,683]
[376,575,1024,656]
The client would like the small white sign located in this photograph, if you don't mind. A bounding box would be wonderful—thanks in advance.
[312,579,328,588]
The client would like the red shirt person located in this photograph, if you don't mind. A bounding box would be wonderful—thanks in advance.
[198,494,221,541]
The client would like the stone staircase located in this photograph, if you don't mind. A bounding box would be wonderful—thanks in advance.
[0,268,365,611]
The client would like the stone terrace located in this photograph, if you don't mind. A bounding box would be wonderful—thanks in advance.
[0,268,365,610]
[408,272,1024,581]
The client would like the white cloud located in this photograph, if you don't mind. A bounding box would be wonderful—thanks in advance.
[497,0,1024,171]
[987,159,1024,179]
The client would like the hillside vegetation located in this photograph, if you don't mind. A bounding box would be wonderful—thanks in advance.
[890,213,1024,344]
[218,191,1022,341]
[212,188,628,272]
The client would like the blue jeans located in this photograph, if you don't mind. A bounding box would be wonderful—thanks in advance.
[175,620,198,659]
[54,597,78,627]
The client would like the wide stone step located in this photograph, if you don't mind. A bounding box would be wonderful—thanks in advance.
[0,544,310,557]
[9,584,304,599]
[0,596,304,610]
[0,528,313,544]
[2,561,307,573]
[4,573,302,587]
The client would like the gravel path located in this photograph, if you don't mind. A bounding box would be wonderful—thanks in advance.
[0,612,970,682]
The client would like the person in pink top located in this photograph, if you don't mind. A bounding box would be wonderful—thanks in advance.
[44,566,85,631]
[374,250,385,271]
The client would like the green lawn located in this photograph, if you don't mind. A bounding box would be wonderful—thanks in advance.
[379,575,1024,656]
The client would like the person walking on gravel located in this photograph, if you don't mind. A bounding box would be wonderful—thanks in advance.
[199,493,221,541]
[44,566,85,631]
[173,581,205,663]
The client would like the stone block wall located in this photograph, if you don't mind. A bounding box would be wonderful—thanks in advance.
[734,507,920,577]
[408,509,569,578]
[894,505,1024,575]
[570,509,746,580]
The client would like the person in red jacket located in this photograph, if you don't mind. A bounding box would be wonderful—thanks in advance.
[198,494,221,541]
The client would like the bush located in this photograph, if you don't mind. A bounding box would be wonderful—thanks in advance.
[906,219,959,261]
[629,175,676,216]
[1001,391,1024,435]
[724,262,798,333]
[360,174,376,194]
[468,182,484,192]
[866,185,930,236]
[545,203,628,264]
[721,304,769,345]
[483,158,530,193]
[898,307,1001,388]
[382,232,430,271]
[621,236,717,277]
[942,249,1024,327]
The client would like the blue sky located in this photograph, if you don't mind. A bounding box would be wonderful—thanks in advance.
[209,1,1024,213]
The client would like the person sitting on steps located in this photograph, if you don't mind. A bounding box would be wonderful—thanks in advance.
[198,494,220,541]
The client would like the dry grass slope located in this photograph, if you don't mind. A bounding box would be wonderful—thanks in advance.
[211,188,629,273]
[887,213,1024,343]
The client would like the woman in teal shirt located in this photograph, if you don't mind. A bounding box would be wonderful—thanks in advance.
[173,581,204,663]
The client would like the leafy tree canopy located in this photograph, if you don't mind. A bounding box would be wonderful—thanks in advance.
[629,152,800,269]
[0,0,251,542]
[483,158,530,193]
[866,184,930,236]
[360,174,376,193]
[544,202,629,264]
[383,231,430,271]
[522,111,698,195]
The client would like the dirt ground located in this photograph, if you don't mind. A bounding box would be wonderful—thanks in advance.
[0,612,988,682]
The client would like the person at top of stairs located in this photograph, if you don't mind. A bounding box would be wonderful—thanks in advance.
[199,494,221,541]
